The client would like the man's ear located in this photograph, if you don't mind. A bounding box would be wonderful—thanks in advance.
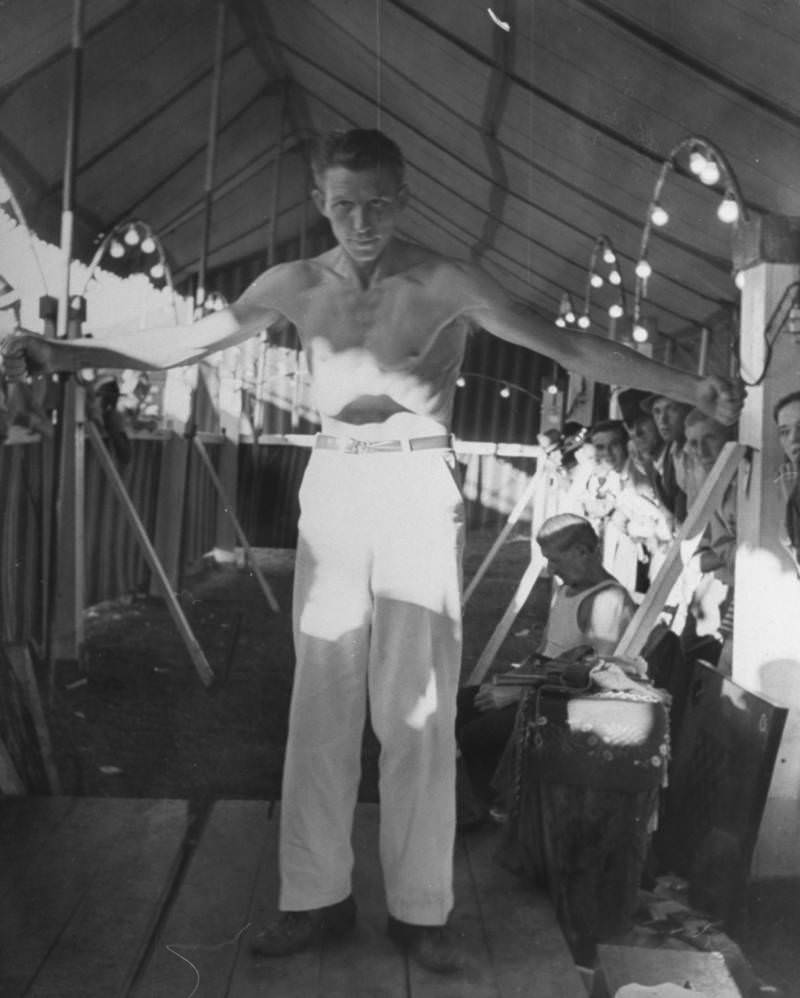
[395,184,409,210]
[311,188,326,217]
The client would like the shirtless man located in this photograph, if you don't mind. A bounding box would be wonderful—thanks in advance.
[1,129,743,973]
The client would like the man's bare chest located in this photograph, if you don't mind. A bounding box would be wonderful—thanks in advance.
[294,280,456,366]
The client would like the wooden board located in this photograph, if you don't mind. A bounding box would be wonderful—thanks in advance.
[0,799,581,997]
[462,824,587,998]
[0,797,187,998]
[131,800,275,998]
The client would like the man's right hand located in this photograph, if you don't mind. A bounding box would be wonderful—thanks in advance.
[1,332,54,380]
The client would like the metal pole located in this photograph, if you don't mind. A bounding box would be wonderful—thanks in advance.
[56,0,85,341]
[196,0,228,311]
[268,81,288,268]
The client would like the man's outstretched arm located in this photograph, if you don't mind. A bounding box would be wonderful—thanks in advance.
[0,265,294,376]
[449,263,744,424]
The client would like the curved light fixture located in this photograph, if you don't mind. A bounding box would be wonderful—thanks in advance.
[633,134,749,345]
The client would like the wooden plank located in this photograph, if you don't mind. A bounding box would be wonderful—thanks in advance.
[149,433,189,597]
[316,803,407,998]
[0,797,75,898]
[86,422,215,687]
[0,798,173,997]
[227,803,321,997]
[131,800,273,998]
[614,441,745,660]
[404,833,499,998]
[465,551,547,687]
[24,799,188,998]
[461,826,586,998]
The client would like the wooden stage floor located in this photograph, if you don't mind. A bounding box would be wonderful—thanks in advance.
[0,797,585,997]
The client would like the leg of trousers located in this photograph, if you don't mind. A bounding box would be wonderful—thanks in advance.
[279,450,464,924]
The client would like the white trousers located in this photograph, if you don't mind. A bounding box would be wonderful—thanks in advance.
[279,448,464,924]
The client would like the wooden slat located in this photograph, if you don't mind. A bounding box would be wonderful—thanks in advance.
[131,800,273,998]
[24,799,187,998]
[0,797,75,894]
[226,803,320,997]
[0,798,187,998]
[315,804,407,998]
[461,826,586,998]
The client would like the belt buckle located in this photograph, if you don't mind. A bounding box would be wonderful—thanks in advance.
[345,438,370,454]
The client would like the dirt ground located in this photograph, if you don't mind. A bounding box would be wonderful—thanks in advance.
[46,525,551,803]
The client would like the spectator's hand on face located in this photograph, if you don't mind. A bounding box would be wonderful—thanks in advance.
[474,683,521,712]
[696,374,745,426]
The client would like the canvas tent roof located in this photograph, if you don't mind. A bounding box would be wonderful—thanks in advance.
[2,0,800,358]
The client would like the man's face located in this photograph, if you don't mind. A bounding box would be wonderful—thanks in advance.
[591,430,627,473]
[684,417,728,473]
[540,541,589,587]
[631,416,661,458]
[313,166,406,270]
[776,399,800,467]
[650,398,687,444]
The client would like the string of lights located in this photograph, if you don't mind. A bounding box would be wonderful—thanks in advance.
[740,280,800,388]
[555,235,627,334]
[455,370,551,402]
[82,220,176,297]
[633,135,748,343]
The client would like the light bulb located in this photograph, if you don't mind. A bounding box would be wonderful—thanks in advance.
[149,262,165,280]
[717,193,739,224]
[602,247,616,265]
[141,235,157,254]
[0,177,11,204]
[689,148,708,175]
[734,270,745,291]
[608,270,621,286]
[699,160,721,186]
[565,309,576,324]
[635,259,652,280]
[608,303,623,319]
[500,385,511,399]
[578,314,590,329]
[456,376,466,388]
[555,316,566,328]
[590,273,603,289]
[788,303,800,342]
[123,224,141,247]
[650,203,669,227]
[632,323,649,343]
[109,239,125,259]
[546,382,559,396]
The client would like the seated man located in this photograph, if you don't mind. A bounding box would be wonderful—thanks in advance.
[456,513,636,817]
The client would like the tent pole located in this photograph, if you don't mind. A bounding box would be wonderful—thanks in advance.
[50,0,86,671]
[267,81,288,269]
[196,0,228,312]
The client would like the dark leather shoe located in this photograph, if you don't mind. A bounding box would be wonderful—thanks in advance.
[386,916,465,974]
[250,895,356,957]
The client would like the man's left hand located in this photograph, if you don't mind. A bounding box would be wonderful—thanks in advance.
[696,374,746,426]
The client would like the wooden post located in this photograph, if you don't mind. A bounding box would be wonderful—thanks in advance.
[697,325,710,375]
[731,213,800,878]
[51,301,86,666]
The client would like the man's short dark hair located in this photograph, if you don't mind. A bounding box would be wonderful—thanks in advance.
[590,419,629,447]
[310,129,405,188]
[536,514,599,553]
[773,390,800,423]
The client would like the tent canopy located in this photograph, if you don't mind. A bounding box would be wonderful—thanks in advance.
[2,0,799,353]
